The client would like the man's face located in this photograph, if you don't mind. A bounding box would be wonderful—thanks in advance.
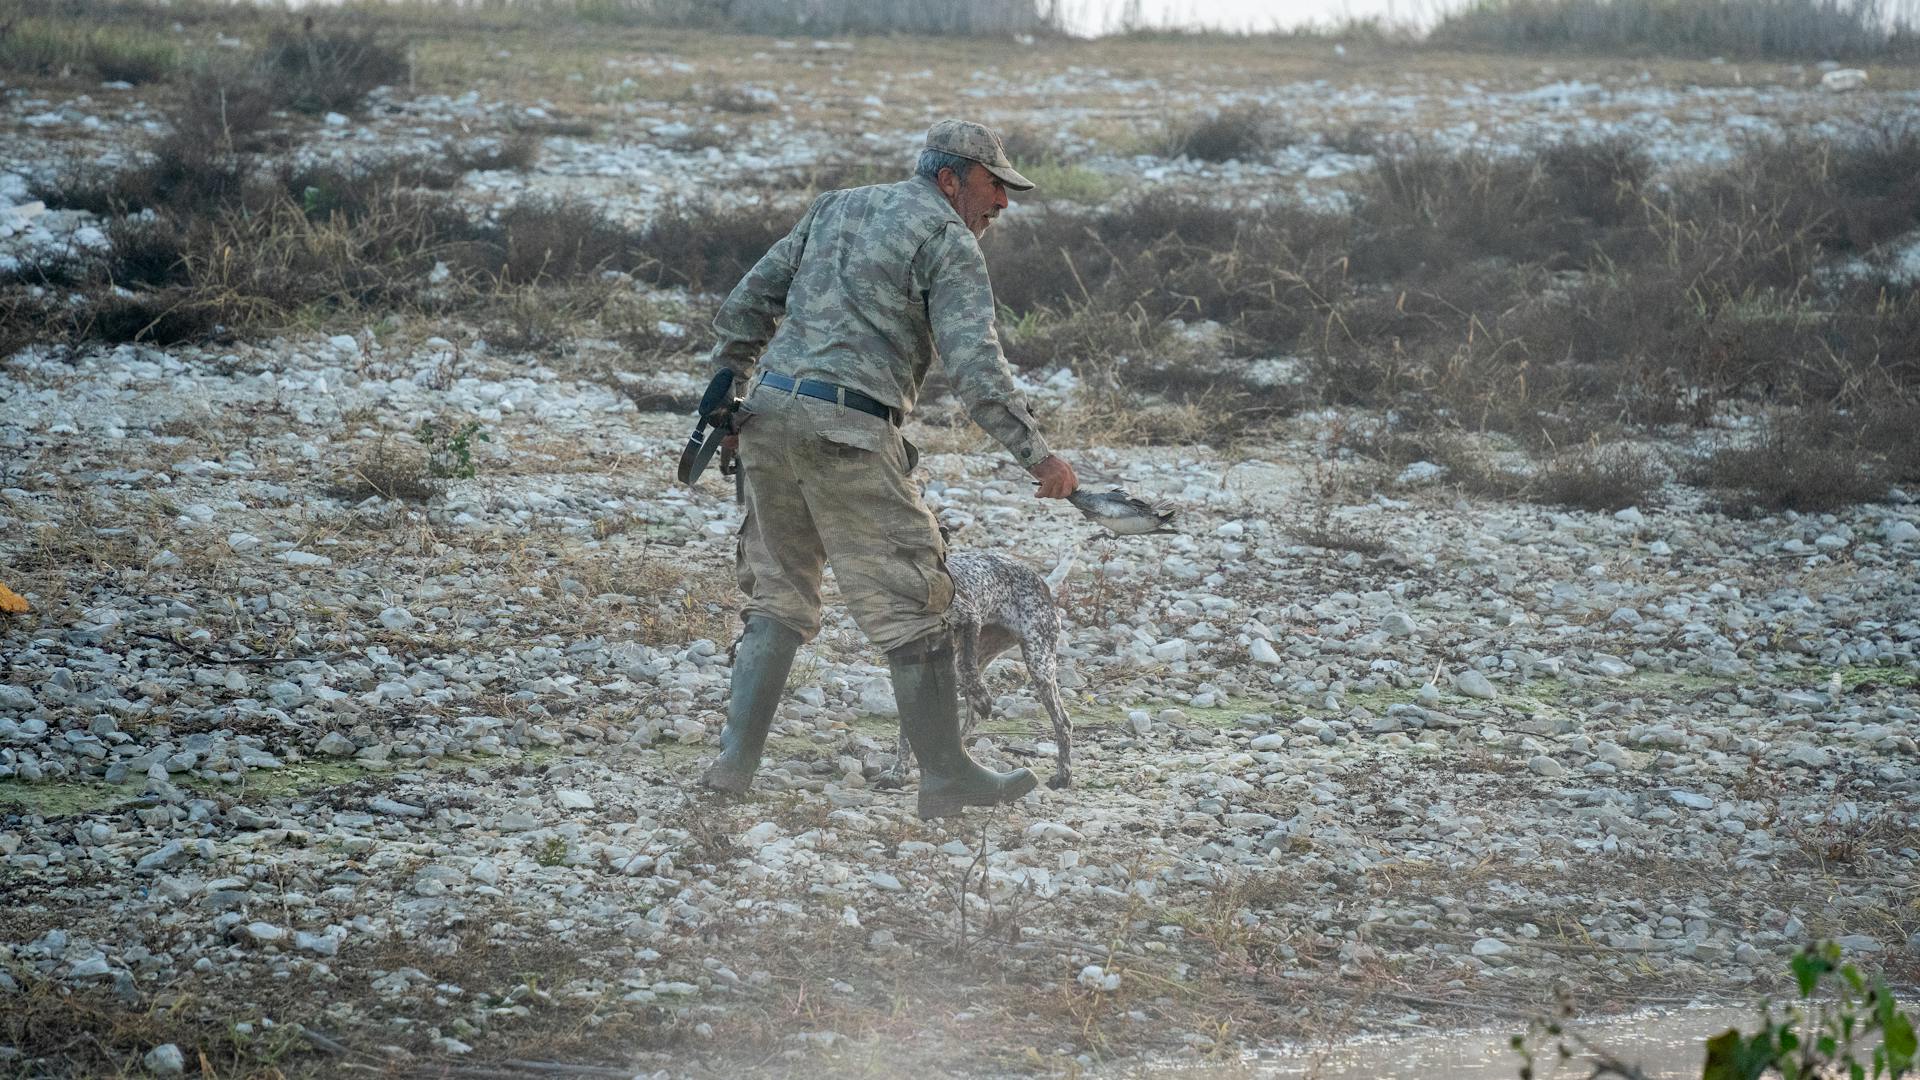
[942,162,1009,238]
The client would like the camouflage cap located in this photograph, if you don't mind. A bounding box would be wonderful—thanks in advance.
[923,119,1035,191]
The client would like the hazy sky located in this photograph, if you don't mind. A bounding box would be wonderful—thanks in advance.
[1059,0,1461,34]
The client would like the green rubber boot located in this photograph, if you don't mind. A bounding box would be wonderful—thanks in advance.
[889,634,1038,819]
[702,617,803,794]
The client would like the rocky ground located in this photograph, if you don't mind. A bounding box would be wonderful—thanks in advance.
[3,27,1919,1080]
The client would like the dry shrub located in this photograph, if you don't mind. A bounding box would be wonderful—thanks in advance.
[706,85,774,114]
[332,438,440,503]
[1155,104,1290,163]
[485,198,643,285]
[450,133,542,173]
[259,22,408,114]
[1428,0,1916,60]
[1532,442,1665,511]
[634,200,795,292]
[1694,409,1894,514]
[1000,303,1169,370]
[1349,138,1648,280]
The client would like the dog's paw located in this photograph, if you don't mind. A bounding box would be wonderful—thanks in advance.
[1046,772,1072,790]
[872,771,908,791]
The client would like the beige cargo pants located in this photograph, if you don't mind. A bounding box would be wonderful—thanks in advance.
[733,377,952,653]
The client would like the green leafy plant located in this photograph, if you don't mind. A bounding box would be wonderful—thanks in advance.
[414,418,489,479]
[1513,943,1916,1080]
[1703,943,1914,1080]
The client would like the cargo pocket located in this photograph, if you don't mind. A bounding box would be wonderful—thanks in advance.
[891,528,953,615]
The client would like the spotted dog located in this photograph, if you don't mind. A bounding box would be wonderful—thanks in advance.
[887,550,1073,790]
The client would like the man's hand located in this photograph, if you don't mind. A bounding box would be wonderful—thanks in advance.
[1029,455,1078,499]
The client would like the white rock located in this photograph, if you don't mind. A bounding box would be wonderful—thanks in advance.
[1025,821,1083,842]
[1821,68,1867,91]
[1471,937,1511,957]
[144,1044,186,1075]
[1785,745,1831,768]
[1454,670,1497,699]
[277,551,332,568]
[1380,612,1418,637]
[1670,790,1714,810]
[555,789,594,810]
[240,921,286,944]
[378,606,416,630]
[739,821,782,847]
[858,678,898,716]
[1150,639,1188,662]
[1883,519,1919,544]
[1249,639,1282,665]
[1527,755,1565,777]
[1250,733,1288,751]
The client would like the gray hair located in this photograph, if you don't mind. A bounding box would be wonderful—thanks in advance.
[915,148,976,184]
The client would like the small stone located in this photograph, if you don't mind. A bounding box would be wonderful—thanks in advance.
[1471,937,1511,957]
[1785,746,1831,768]
[857,678,897,716]
[555,789,594,810]
[1883,519,1919,544]
[293,930,339,956]
[1150,639,1188,662]
[135,840,185,873]
[1527,755,1565,777]
[277,551,332,568]
[1671,790,1714,810]
[69,955,113,977]
[144,1044,186,1075]
[239,922,286,945]
[1454,670,1497,699]
[1249,639,1282,666]
[369,797,428,818]
[315,732,357,756]
[1380,612,1418,637]
[378,607,417,630]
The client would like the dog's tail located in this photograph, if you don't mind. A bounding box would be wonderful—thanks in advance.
[1044,543,1077,592]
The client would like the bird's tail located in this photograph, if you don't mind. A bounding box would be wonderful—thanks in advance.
[1045,543,1078,592]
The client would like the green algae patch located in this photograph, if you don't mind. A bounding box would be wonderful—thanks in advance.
[227,759,377,801]
[0,746,573,819]
[0,777,149,818]
[1832,663,1920,690]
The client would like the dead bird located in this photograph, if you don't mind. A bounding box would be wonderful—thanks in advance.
[1067,486,1177,536]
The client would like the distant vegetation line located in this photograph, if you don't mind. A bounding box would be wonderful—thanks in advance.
[4,0,1914,55]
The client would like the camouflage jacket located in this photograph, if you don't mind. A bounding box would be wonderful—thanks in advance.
[708,175,1051,468]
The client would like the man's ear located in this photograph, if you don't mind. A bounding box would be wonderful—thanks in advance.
[935,166,962,200]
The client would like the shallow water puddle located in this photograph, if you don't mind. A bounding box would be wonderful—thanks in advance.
[1134,1005,1753,1079]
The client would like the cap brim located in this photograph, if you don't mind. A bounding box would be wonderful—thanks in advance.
[984,161,1036,191]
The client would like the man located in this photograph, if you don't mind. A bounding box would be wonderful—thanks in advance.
[698,119,1079,819]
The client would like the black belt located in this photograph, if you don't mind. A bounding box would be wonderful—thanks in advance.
[756,371,900,426]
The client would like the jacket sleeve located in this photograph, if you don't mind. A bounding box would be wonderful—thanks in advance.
[708,197,821,381]
[916,224,1053,469]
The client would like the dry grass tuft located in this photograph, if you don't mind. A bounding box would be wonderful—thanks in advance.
[1155,103,1292,163]
[258,22,408,115]
[1694,409,1896,515]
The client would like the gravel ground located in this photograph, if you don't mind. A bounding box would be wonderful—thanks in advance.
[3,40,1919,1080]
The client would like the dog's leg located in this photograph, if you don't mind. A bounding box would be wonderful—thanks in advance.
[1019,614,1073,790]
[956,616,990,741]
[875,730,911,789]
